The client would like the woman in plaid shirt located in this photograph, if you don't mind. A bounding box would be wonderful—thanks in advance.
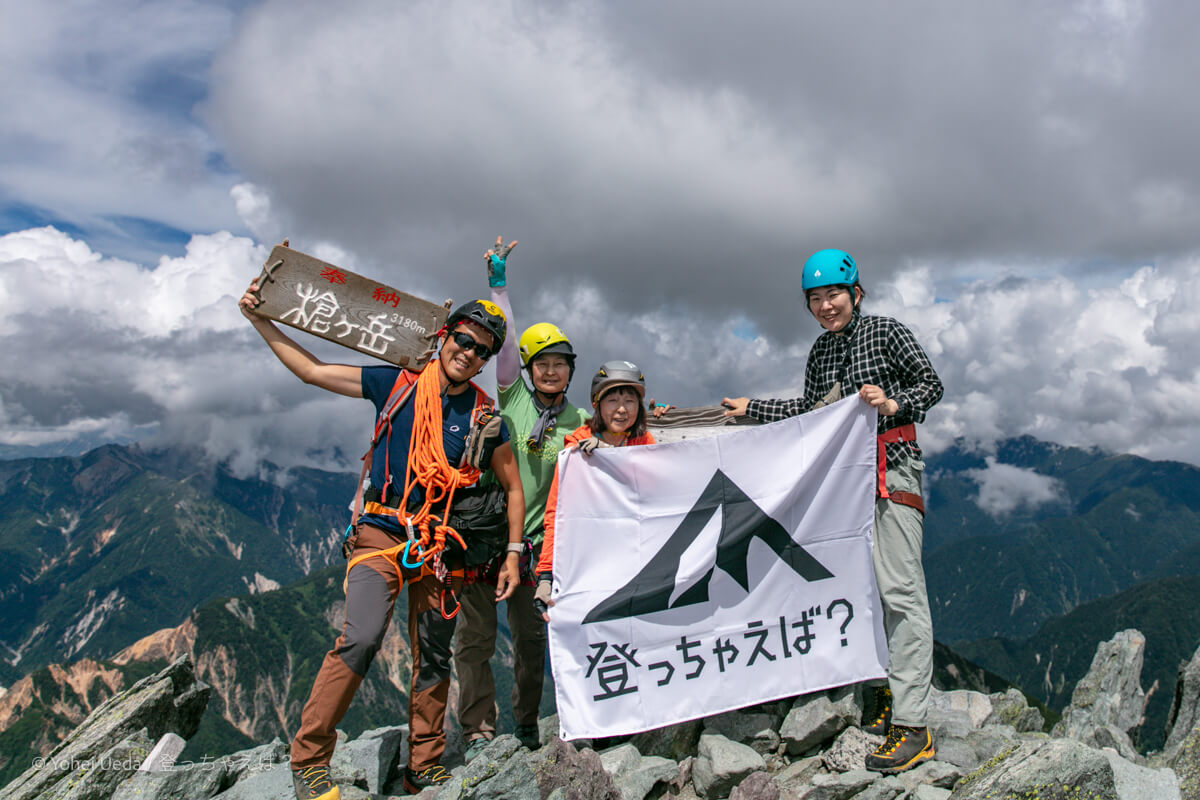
[723,248,942,775]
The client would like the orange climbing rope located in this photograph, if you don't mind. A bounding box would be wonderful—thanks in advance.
[347,361,482,579]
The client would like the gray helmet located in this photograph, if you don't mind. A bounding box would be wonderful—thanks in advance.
[589,360,646,407]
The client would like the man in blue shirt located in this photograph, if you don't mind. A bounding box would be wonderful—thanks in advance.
[240,282,525,799]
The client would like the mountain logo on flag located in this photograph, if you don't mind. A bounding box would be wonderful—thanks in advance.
[582,469,834,624]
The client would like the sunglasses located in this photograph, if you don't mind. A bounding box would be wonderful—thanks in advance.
[450,330,493,360]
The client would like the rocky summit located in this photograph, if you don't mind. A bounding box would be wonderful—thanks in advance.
[4,627,1200,799]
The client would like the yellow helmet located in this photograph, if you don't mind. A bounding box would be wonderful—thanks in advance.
[518,323,576,367]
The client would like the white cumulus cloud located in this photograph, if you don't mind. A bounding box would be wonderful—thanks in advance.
[966,457,1067,517]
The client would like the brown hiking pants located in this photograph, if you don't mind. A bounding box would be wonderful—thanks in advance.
[454,580,547,738]
[290,524,461,772]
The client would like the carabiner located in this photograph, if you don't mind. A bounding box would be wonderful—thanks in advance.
[440,588,461,620]
[401,540,425,569]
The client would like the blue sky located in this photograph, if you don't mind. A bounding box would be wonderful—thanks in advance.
[3,0,1200,479]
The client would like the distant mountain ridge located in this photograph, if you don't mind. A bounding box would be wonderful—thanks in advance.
[0,444,354,680]
[2,435,1199,770]
[923,435,1200,642]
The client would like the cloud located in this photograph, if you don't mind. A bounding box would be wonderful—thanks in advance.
[0,0,243,260]
[197,0,1200,339]
[965,457,1067,517]
[869,257,1200,465]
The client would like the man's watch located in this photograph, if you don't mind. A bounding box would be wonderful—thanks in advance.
[506,542,524,554]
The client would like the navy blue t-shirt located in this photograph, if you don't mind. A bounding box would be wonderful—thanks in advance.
[360,365,510,534]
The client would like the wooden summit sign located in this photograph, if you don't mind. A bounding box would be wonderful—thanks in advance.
[251,244,452,368]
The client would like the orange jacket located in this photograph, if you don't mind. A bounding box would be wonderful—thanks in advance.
[537,424,656,575]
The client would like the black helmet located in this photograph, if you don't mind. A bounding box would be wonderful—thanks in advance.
[589,360,646,407]
[444,299,507,355]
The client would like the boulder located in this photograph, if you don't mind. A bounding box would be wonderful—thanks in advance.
[820,727,881,773]
[528,738,621,800]
[1052,629,1148,746]
[43,731,155,800]
[910,786,951,800]
[795,769,877,799]
[895,760,962,791]
[729,770,780,800]
[773,755,825,793]
[985,688,1044,733]
[780,690,859,756]
[1166,643,1200,760]
[628,718,704,761]
[949,737,1179,800]
[331,725,405,793]
[434,734,524,800]
[619,758,679,800]
[692,733,766,799]
[1,657,209,800]
[850,775,905,800]
[1172,725,1200,800]
[928,689,992,731]
[113,737,288,800]
[705,709,782,756]
[210,762,293,800]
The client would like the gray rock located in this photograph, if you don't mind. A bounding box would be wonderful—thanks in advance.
[597,743,676,800]
[599,742,643,774]
[434,735,523,800]
[796,769,877,799]
[821,727,881,773]
[896,760,962,791]
[115,738,289,800]
[850,775,905,800]
[985,688,1044,733]
[539,715,562,748]
[113,755,233,800]
[138,732,187,772]
[1100,748,1180,800]
[1,657,209,800]
[211,762,293,800]
[692,733,766,799]
[463,749,538,800]
[706,710,782,756]
[910,786,951,800]
[1171,725,1200,800]
[962,725,1017,770]
[1166,644,1200,760]
[773,756,825,792]
[38,731,155,800]
[928,689,992,730]
[612,755,679,800]
[528,738,621,800]
[780,691,859,756]
[220,738,289,784]
[332,725,405,793]
[1052,629,1148,744]
[928,732,977,772]
[949,737,1178,800]
[629,718,704,761]
[729,770,780,800]
[1080,722,1142,764]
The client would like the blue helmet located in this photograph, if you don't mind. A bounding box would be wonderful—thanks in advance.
[802,249,859,291]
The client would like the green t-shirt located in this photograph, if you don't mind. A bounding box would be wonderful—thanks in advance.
[499,380,591,543]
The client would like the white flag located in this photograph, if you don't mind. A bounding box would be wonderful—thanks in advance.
[546,396,888,740]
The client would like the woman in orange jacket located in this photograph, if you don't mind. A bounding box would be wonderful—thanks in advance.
[533,360,656,620]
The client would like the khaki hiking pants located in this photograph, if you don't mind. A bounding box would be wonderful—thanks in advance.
[291,524,461,772]
[872,456,933,728]
[454,580,547,739]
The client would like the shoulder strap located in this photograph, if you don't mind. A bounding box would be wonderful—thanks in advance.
[372,369,420,446]
[351,369,420,529]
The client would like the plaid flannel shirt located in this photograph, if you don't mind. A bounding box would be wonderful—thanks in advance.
[746,313,943,468]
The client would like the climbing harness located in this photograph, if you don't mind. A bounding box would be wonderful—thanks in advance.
[344,360,497,618]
